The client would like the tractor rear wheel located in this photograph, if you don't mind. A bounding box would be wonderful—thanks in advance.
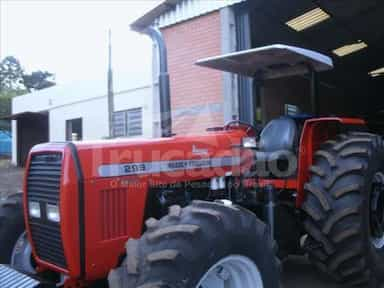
[302,132,384,286]
[108,200,280,288]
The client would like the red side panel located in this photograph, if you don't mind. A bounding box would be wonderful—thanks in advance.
[83,179,148,280]
[74,130,246,280]
[296,117,365,207]
[23,129,247,281]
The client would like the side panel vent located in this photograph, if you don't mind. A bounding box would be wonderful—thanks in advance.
[100,188,128,240]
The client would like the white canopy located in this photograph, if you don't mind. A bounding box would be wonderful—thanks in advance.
[196,44,334,80]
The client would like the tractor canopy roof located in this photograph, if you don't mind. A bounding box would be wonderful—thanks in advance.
[196,44,333,80]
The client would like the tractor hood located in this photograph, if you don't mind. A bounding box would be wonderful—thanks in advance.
[30,129,247,182]
[25,128,248,279]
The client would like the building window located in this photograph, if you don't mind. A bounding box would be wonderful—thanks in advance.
[66,118,83,141]
[127,108,143,136]
[112,111,126,137]
[113,108,143,137]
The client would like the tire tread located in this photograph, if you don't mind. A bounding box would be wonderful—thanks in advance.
[302,132,384,286]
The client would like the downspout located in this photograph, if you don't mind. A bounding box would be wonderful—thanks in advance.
[142,27,172,137]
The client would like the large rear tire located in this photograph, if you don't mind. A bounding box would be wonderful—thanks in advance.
[108,200,280,288]
[302,132,384,286]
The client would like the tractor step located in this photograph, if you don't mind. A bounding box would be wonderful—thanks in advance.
[0,265,40,288]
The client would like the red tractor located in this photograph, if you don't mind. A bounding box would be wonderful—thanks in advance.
[1,44,384,288]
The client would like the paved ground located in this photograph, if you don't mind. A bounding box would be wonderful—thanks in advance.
[0,164,354,287]
[0,159,24,199]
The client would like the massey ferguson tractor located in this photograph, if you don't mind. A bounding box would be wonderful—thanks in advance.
[1,44,384,288]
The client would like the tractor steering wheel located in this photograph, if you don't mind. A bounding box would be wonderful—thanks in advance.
[224,120,258,136]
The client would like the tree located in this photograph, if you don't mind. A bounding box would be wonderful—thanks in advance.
[22,71,55,91]
[0,56,24,91]
[0,90,25,131]
[0,56,56,92]
[0,56,55,131]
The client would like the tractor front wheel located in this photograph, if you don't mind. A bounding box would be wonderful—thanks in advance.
[0,193,25,263]
[108,200,280,288]
[302,132,384,286]
[0,193,35,274]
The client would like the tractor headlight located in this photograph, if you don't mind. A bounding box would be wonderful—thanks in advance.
[29,201,41,218]
[46,204,60,222]
[242,137,257,148]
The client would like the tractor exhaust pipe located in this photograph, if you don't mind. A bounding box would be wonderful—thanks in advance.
[143,27,172,137]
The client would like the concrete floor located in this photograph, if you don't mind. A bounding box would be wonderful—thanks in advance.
[0,159,24,199]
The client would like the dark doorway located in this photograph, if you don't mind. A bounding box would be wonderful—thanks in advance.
[66,118,82,141]
[15,112,49,166]
[240,0,384,123]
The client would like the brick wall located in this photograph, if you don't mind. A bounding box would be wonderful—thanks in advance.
[162,11,223,135]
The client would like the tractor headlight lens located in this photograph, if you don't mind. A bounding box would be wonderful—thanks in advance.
[242,137,257,148]
[46,204,60,222]
[29,201,41,218]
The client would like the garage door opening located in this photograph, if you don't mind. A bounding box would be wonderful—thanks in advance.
[5,112,49,167]
[235,0,384,124]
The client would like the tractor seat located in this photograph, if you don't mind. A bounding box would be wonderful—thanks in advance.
[256,117,298,178]
[259,117,298,152]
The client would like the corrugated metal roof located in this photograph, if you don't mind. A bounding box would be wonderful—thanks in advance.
[157,0,245,28]
[131,0,246,31]
[131,0,182,31]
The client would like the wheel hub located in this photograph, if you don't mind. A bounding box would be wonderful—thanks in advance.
[11,232,36,274]
[196,255,263,288]
[370,172,384,249]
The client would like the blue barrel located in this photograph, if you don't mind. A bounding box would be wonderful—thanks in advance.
[0,130,11,157]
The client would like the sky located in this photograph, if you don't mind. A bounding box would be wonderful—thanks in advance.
[0,0,159,87]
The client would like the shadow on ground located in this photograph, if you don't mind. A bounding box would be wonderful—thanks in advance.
[282,256,344,288]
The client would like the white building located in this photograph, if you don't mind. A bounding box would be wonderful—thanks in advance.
[10,75,158,166]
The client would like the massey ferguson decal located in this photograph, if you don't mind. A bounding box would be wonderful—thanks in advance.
[98,156,240,177]
[191,144,209,155]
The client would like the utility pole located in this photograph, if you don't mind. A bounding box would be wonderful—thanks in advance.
[107,29,114,138]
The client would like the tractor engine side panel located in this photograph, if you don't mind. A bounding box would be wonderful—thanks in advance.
[75,130,246,280]
[83,178,148,280]
[24,129,249,281]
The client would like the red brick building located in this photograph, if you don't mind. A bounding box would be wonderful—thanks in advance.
[163,11,223,134]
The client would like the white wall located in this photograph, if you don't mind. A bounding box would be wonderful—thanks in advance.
[49,96,109,141]
[49,84,154,141]
[12,80,107,114]
[11,79,154,165]
[114,85,153,138]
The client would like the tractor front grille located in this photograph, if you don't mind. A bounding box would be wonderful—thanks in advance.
[27,153,67,269]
